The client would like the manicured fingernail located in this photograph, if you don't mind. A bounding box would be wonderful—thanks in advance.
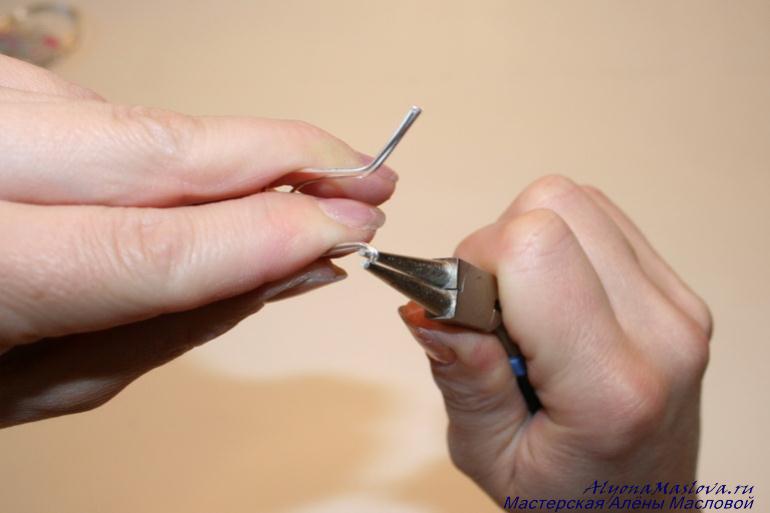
[260,262,347,303]
[398,306,457,365]
[318,198,386,230]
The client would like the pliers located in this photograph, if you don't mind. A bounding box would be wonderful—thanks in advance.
[327,243,541,413]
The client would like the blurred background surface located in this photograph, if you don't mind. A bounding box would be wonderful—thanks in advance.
[0,1,768,511]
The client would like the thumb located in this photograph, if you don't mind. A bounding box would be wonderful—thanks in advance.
[398,302,528,490]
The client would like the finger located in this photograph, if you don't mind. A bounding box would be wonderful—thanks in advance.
[454,209,663,443]
[582,186,712,337]
[0,102,396,207]
[0,260,346,428]
[398,302,527,492]
[497,176,682,350]
[0,54,104,100]
[0,193,383,345]
[275,157,399,205]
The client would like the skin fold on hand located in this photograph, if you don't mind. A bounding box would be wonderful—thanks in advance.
[399,175,712,508]
[0,54,396,427]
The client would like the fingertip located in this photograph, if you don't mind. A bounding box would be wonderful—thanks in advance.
[397,302,507,373]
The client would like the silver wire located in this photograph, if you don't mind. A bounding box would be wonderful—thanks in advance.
[322,242,379,267]
[291,106,421,192]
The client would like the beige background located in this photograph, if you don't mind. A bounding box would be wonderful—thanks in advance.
[1,1,769,511]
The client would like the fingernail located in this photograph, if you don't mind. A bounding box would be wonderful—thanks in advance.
[318,198,386,230]
[398,306,457,365]
[375,165,399,183]
[259,261,347,303]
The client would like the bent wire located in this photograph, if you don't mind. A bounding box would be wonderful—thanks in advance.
[291,106,422,192]
[322,242,379,265]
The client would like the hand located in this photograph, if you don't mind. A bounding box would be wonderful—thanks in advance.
[399,176,712,508]
[0,55,397,428]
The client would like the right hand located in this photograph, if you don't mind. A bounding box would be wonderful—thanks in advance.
[0,54,396,428]
[399,176,712,509]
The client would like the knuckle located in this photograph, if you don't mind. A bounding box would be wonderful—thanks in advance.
[653,301,711,380]
[516,174,580,211]
[596,364,668,454]
[676,313,712,375]
[582,184,607,201]
[104,209,193,287]
[465,339,509,374]
[111,104,201,173]
[498,209,573,265]
[691,295,714,341]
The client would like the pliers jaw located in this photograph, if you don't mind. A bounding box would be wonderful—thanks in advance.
[363,252,501,332]
[330,243,541,413]
[431,258,502,332]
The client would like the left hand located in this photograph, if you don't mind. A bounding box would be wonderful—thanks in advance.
[0,55,396,427]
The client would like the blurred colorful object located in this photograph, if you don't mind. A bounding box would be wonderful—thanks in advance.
[0,3,78,67]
